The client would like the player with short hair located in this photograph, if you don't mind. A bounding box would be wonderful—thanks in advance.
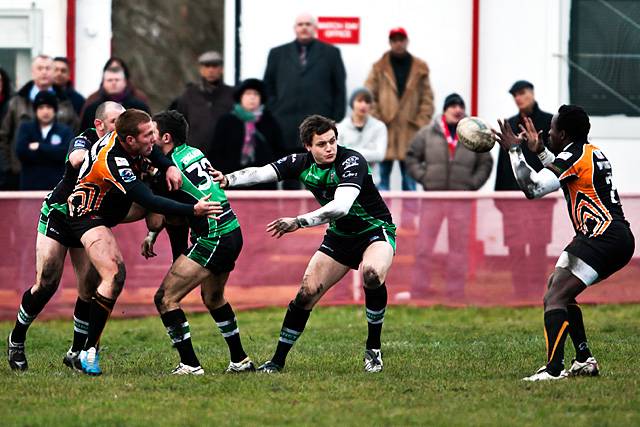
[7,101,127,371]
[67,109,223,376]
[141,110,254,375]
[493,105,634,381]
[214,114,396,373]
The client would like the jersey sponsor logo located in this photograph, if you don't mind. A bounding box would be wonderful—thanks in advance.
[557,151,572,161]
[342,170,357,179]
[180,150,201,166]
[276,156,288,164]
[342,155,359,169]
[119,168,136,183]
[115,157,129,167]
[369,235,382,242]
[73,137,89,149]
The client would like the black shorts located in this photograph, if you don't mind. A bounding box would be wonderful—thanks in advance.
[68,215,111,241]
[38,207,83,248]
[318,227,396,270]
[563,221,635,282]
[185,227,243,274]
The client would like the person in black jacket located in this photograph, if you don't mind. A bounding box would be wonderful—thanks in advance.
[495,80,555,299]
[208,78,284,190]
[15,91,73,190]
[52,57,86,115]
[263,13,346,188]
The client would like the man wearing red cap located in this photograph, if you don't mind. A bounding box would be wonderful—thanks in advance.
[365,27,434,191]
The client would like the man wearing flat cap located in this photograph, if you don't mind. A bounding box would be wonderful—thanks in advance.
[365,27,434,191]
[175,50,234,153]
[495,80,555,299]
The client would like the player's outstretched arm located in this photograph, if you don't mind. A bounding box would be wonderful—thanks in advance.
[216,165,279,189]
[493,118,560,199]
[266,186,360,238]
[127,181,222,218]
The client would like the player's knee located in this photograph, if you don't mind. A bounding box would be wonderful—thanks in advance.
[154,287,168,311]
[362,265,382,289]
[201,288,224,310]
[110,261,126,296]
[36,263,62,296]
[293,286,315,309]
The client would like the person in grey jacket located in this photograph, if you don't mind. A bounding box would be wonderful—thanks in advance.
[405,93,493,299]
[337,88,387,169]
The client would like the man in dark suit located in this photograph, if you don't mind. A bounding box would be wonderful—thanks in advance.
[263,13,347,188]
[495,80,555,300]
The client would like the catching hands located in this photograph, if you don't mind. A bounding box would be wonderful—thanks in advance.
[492,119,525,151]
[518,117,545,154]
[266,217,300,238]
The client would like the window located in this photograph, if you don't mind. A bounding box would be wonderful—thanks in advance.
[0,9,42,89]
[569,0,640,116]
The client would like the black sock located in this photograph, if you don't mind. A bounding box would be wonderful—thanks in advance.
[161,309,200,367]
[166,223,189,262]
[364,283,387,350]
[11,287,55,343]
[567,303,592,362]
[209,303,247,363]
[71,297,91,352]
[271,301,311,367]
[83,292,116,351]
[544,308,569,376]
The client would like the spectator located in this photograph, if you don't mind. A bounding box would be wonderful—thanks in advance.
[337,88,387,167]
[175,50,234,153]
[209,78,284,190]
[0,67,12,124]
[405,93,492,299]
[366,27,434,191]
[16,91,73,190]
[79,66,149,131]
[83,57,149,106]
[0,55,78,190]
[494,80,555,299]
[263,12,347,188]
[52,57,86,115]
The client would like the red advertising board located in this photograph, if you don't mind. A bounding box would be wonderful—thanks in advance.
[317,17,360,44]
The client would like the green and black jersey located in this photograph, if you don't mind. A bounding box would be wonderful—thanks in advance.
[42,128,99,216]
[270,145,395,237]
[162,144,239,239]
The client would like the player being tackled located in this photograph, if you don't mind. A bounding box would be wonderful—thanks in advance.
[493,105,634,381]
[143,110,255,375]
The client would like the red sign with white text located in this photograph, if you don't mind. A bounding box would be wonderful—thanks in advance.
[317,17,360,44]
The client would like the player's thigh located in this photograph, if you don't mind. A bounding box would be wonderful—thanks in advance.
[80,226,124,279]
[297,251,350,307]
[121,202,147,223]
[68,247,100,299]
[360,241,394,286]
[34,232,68,288]
[159,255,212,305]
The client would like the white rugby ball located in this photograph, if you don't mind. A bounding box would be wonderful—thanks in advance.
[456,117,494,153]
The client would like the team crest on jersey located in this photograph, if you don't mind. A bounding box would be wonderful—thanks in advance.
[342,155,359,169]
[73,137,89,149]
[115,157,129,167]
[557,151,572,161]
[119,168,136,183]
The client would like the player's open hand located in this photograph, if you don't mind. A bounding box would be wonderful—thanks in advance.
[518,117,545,154]
[165,165,183,191]
[492,118,523,151]
[194,194,223,218]
[207,166,228,189]
[266,217,300,238]
[141,233,157,259]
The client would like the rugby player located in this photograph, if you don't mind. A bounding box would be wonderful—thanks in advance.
[7,102,134,371]
[493,105,635,381]
[140,110,254,375]
[214,114,396,373]
[67,109,222,375]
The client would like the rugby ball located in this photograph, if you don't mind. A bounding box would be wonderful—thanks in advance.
[456,117,494,153]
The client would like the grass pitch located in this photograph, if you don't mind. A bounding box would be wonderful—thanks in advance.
[1,305,639,426]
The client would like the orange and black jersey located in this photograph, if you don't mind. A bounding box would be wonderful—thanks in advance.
[68,131,194,227]
[547,141,627,238]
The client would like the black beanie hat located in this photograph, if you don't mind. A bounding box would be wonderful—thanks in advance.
[33,90,59,112]
[443,93,465,111]
[234,78,266,104]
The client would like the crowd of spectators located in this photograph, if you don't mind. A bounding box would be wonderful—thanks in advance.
[0,13,549,196]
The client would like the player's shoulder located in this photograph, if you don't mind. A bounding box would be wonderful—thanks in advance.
[556,141,587,161]
[336,146,366,168]
[172,144,204,167]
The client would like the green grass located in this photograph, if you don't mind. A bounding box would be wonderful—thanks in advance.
[1,305,639,426]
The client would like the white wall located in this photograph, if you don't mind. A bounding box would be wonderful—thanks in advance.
[227,0,640,193]
[74,0,112,96]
